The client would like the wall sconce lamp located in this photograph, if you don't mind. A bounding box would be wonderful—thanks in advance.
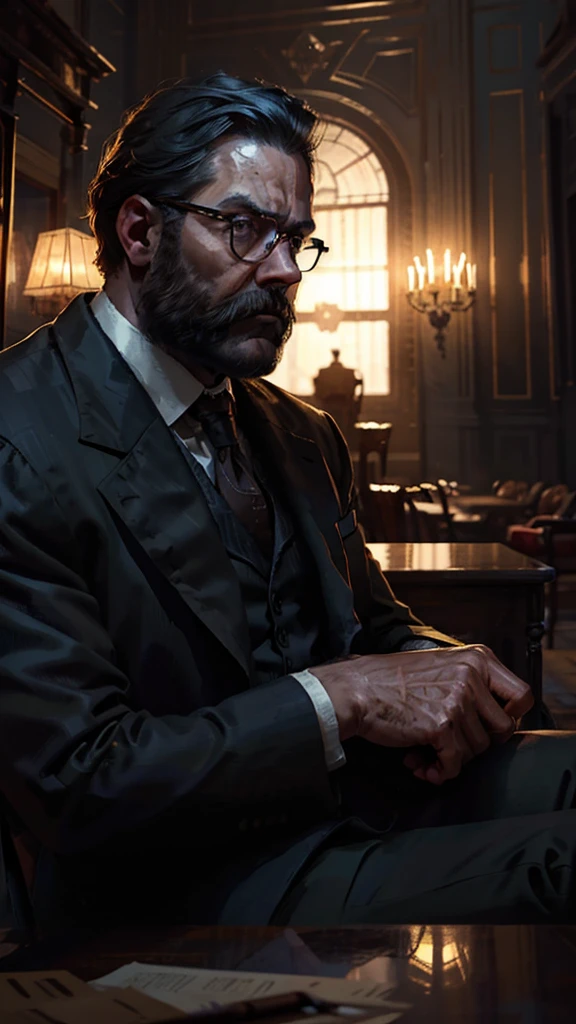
[23,227,103,315]
[406,248,476,357]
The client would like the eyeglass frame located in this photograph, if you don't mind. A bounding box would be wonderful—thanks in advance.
[153,196,329,271]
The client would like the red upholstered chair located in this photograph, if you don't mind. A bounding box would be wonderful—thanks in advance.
[506,491,576,647]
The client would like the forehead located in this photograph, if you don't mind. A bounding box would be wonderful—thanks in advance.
[192,137,313,218]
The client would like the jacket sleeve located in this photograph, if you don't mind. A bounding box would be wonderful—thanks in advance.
[319,415,463,653]
[0,439,339,857]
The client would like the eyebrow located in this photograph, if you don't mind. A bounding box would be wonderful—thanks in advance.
[218,192,316,235]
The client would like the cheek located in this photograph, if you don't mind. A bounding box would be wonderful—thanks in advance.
[180,227,253,297]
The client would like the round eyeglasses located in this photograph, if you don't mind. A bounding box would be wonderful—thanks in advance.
[154,197,329,272]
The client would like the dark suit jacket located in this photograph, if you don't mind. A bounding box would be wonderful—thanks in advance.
[0,294,456,927]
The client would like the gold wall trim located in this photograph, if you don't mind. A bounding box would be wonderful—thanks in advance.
[15,135,59,190]
[540,107,557,401]
[545,68,576,103]
[184,1,427,37]
[331,31,421,116]
[187,0,424,26]
[540,33,576,78]
[489,88,531,400]
[302,87,416,194]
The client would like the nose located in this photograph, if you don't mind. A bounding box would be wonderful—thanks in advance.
[254,238,302,289]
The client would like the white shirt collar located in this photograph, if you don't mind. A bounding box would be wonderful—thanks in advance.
[90,290,229,427]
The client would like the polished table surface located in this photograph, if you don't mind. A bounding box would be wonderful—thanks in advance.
[367,541,555,582]
[2,923,576,1022]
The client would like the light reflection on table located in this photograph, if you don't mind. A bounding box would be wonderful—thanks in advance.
[367,541,554,580]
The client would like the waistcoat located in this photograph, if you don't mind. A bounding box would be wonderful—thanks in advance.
[180,438,339,684]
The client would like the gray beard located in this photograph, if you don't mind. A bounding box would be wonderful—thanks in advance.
[137,225,295,378]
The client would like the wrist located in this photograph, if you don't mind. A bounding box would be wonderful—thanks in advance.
[308,661,364,742]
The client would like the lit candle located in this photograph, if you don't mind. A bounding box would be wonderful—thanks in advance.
[466,262,473,290]
[444,249,451,283]
[407,265,415,292]
[452,253,465,292]
[414,256,426,292]
[426,248,435,286]
[471,263,477,289]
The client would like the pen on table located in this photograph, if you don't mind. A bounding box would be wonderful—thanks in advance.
[165,991,370,1024]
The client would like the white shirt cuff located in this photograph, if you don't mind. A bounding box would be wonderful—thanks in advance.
[291,669,347,771]
[399,638,440,651]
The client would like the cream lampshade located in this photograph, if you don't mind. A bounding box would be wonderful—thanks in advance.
[23,227,103,300]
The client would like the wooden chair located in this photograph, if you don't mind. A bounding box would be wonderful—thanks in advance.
[362,483,421,542]
[414,482,455,541]
[355,423,393,531]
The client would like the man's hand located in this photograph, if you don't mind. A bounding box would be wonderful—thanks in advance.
[311,645,533,785]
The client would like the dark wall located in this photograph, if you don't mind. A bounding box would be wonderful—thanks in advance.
[472,0,562,488]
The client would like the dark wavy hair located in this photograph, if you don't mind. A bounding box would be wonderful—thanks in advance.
[87,72,320,277]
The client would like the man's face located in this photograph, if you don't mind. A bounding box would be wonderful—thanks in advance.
[138,137,314,379]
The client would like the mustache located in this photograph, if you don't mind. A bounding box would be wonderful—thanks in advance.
[196,286,295,333]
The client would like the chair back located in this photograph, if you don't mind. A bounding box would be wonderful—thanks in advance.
[495,479,529,499]
[364,483,421,542]
[537,484,569,516]
[522,481,547,512]
[556,490,576,519]
[355,422,393,514]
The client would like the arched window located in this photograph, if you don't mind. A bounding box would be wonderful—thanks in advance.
[267,122,390,396]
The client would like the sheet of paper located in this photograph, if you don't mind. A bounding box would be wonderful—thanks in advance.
[2,984,186,1023]
[93,962,410,1021]
[0,969,93,1011]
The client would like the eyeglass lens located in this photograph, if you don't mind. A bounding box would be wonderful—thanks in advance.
[230,215,321,271]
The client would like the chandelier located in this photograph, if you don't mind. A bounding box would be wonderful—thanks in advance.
[406,249,476,357]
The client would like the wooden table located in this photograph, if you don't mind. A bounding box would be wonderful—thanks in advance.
[367,542,555,728]
[2,923,576,1022]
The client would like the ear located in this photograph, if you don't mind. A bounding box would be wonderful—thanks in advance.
[115,195,164,268]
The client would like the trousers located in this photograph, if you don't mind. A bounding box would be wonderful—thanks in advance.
[274,731,576,924]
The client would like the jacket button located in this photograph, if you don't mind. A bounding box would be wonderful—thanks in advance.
[275,627,289,648]
[271,592,283,615]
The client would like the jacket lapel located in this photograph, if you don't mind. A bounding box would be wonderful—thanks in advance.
[52,295,252,678]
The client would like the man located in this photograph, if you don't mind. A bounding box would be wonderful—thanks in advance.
[1,73,576,931]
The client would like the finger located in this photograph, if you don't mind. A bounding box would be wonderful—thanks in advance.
[428,718,468,784]
[403,746,435,772]
[472,682,521,740]
[459,702,492,756]
[468,646,534,717]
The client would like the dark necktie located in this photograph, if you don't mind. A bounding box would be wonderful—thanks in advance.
[176,390,274,557]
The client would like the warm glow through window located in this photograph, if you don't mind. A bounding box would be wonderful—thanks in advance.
[267,123,390,395]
